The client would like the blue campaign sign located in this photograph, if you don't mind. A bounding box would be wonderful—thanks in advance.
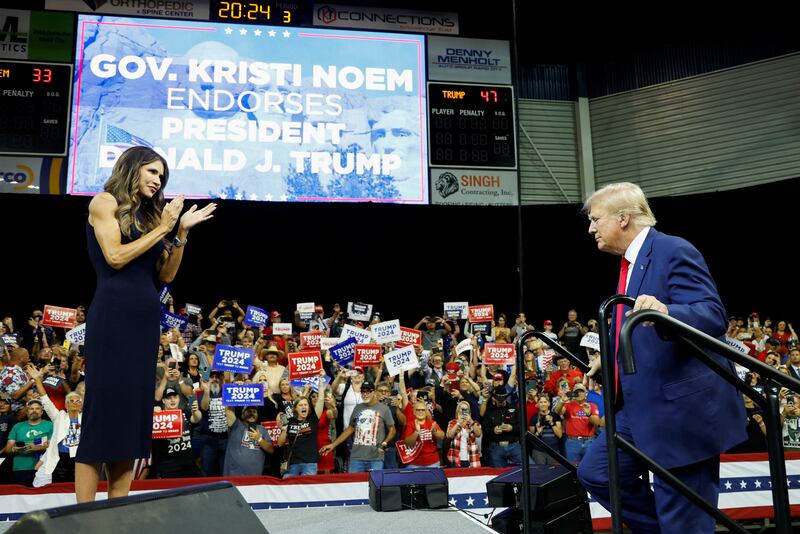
[160,310,188,331]
[290,374,331,392]
[222,384,264,407]
[159,284,171,307]
[213,344,255,374]
[329,338,356,365]
[243,305,270,328]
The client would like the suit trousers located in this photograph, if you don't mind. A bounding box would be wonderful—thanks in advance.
[577,409,720,534]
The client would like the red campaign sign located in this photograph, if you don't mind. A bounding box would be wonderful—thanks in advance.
[288,350,322,379]
[468,305,494,323]
[395,327,422,348]
[301,331,322,350]
[41,305,77,329]
[354,344,382,367]
[152,409,183,439]
[484,343,516,365]
[445,361,460,379]
[261,420,282,444]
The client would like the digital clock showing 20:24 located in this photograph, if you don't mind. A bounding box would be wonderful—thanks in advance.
[427,82,516,169]
[210,0,299,25]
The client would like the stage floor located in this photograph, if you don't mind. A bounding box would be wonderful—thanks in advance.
[0,505,497,533]
[252,505,496,533]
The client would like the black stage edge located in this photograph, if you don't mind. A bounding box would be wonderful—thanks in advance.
[7,481,268,533]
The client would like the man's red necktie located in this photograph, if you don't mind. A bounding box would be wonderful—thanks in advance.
[614,257,631,403]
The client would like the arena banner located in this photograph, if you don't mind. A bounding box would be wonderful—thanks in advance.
[0,156,68,194]
[69,15,427,204]
[431,168,518,206]
[45,0,210,20]
[427,36,511,84]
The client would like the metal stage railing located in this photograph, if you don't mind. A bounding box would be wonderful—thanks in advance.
[600,294,800,534]
[514,330,592,534]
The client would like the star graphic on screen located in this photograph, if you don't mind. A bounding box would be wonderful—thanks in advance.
[249,193,259,201]
[224,27,233,35]
[253,29,262,37]
[280,194,289,201]
[283,30,291,38]
[218,192,228,200]
[754,480,762,488]
[235,192,244,200]
[239,28,248,36]
[448,498,457,507]
[724,480,732,490]
[264,193,273,201]
[739,480,747,489]
[268,30,277,37]
[465,496,475,506]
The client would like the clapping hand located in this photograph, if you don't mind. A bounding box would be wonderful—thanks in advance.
[161,196,184,232]
[178,202,217,232]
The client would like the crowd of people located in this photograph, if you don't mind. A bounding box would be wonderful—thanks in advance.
[0,303,796,487]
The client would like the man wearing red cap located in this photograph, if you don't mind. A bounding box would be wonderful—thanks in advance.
[543,355,584,396]
[542,320,558,342]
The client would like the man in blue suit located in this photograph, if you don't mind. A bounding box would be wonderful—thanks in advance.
[577,183,746,533]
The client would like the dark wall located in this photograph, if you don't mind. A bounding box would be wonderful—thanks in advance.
[3,177,798,333]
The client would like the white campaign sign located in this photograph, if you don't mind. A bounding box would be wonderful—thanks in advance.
[297,302,315,320]
[371,319,401,343]
[444,302,469,319]
[169,343,184,362]
[320,337,340,351]
[340,324,372,344]
[580,332,600,351]
[347,302,373,321]
[456,338,472,355]
[384,345,419,376]
[65,323,86,345]
[272,323,293,336]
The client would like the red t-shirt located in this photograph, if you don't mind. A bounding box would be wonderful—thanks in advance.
[401,403,440,465]
[562,401,598,438]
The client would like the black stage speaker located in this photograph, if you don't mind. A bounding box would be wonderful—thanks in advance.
[491,503,593,534]
[7,482,268,534]
[486,464,586,512]
[368,467,448,511]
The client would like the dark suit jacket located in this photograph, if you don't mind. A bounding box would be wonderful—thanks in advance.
[613,228,747,469]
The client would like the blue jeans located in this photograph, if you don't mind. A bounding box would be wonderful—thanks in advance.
[348,459,384,473]
[565,436,595,464]
[194,433,227,477]
[283,463,318,477]
[383,447,398,469]
[485,441,522,468]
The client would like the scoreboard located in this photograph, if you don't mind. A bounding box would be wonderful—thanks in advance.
[0,60,72,156]
[427,82,516,169]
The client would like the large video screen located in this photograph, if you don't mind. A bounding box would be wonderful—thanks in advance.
[69,15,428,204]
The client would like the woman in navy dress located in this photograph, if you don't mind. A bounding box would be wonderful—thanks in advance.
[77,146,215,502]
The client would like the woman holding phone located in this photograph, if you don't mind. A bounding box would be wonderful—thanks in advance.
[77,146,215,503]
[446,400,482,467]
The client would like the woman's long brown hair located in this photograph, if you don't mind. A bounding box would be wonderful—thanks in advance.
[103,146,169,239]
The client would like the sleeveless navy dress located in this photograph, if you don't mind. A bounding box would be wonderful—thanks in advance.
[76,222,164,463]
